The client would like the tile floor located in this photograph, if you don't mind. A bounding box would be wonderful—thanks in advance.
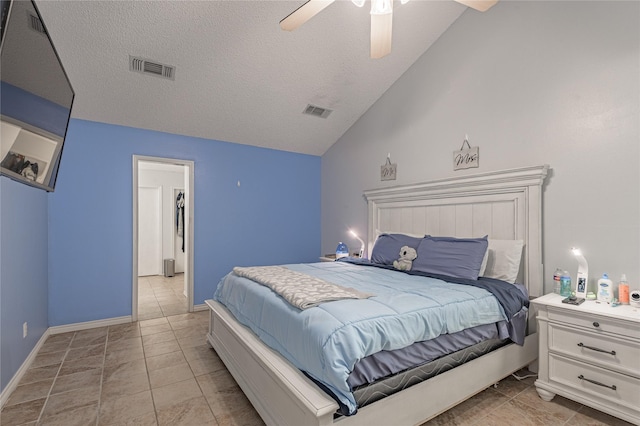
[1,274,632,425]
[138,274,189,321]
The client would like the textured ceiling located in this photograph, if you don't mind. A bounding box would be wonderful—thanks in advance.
[34,0,472,156]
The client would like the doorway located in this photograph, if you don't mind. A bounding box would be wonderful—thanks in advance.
[132,155,194,321]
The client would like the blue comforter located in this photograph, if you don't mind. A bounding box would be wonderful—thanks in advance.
[213,262,521,415]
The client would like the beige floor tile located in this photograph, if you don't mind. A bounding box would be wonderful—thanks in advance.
[140,323,173,336]
[18,363,61,386]
[101,371,150,401]
[107,336,143,352]
[4,378,54,406]
[70,329,108,348]
[143,339,182,358]
[151,378,203,410]
[423,387,509,426]
[139,317,169,328]
[142,330,176,346]
[0,397,46,426]
[491,374,533,398]
[58,353,104,376]
[172,325,207,340]
[108,323,142,342]
[160,304,189,316]
[514,386,582,421]
[105,344,145,367]
[50,367,102,395]
[38,403,98,426]
[103,358,147,382]
[481,398,568,426]
[30,350,66,369]
[39,387,99,420]
[196,369,246,414]
[65,342,105,361]
[155,395,217,426]
[149,363,194,389]
[177,335,208,350]
[182,345,224,376]
[39,339,72,354]
[98,389,155,425]
[146,350,186,371]
[138,311,165,321]
[567,406,635,426]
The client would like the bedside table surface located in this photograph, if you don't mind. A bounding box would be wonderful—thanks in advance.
[532,293,640,323]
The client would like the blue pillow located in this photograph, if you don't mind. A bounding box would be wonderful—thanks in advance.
[370,233,423,266]
[413,235,488,280]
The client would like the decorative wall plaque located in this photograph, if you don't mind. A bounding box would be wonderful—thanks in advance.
[453,136,479,170]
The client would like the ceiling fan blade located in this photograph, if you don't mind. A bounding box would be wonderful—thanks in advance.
[455,0,498,12]
[370,11,393,59]
[280,0,336,31]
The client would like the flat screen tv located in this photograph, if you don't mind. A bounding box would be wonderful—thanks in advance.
[0,0,74,191]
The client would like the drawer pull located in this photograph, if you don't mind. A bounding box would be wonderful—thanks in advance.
[592,321,600,328]
[577,342,616,356]
[578,375,617,391]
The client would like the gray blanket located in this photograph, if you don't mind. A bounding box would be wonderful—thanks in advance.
[232,266,374,309]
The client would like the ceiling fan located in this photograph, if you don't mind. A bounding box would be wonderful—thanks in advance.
[280,0,498,59]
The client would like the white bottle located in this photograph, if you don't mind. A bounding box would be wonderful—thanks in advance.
[597,273,613,303]
[553,268,563,294]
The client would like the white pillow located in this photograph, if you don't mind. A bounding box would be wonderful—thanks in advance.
[479,239,524,283]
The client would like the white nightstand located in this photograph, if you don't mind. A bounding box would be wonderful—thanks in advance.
[531,293,640,424]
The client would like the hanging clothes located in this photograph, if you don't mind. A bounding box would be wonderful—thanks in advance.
[176,192,185,252]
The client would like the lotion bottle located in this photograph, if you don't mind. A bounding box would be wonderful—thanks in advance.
[597,273,613,303]
[618,274,630,304]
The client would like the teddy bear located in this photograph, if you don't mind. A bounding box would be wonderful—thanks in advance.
[393,246,417,271]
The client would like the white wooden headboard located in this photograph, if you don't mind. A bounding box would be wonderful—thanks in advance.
[363,165,549,297]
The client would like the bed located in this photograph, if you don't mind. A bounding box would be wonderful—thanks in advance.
[206,165,549,426]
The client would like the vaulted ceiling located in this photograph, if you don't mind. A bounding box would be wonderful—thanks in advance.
[35,1,482,156]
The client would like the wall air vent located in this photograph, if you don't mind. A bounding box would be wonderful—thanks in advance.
[27,12,46,35]
[303,104,332,119]
[129,56,175,81]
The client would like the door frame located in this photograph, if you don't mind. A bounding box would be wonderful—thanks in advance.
[132,155,195,321]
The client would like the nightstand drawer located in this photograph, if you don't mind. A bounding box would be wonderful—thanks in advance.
[548,308,640,339]
[549,324,640,375]
[549,354,640,409]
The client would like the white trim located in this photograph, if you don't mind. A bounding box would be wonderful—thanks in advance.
[132,155,195,321]
[193,303,208,312]
[48,316,132,335]
[0,329,50,409]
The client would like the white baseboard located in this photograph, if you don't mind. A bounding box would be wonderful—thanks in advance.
[193,304,208,312]
[0,329,50,409]
[49,315,132,335]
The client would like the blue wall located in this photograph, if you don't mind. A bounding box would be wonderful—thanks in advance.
[48,119,321,326]
[0,178,49,390]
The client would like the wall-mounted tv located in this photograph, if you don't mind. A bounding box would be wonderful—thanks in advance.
[0,0,74,191]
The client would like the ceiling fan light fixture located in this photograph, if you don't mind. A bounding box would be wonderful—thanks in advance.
[370,0,392,15]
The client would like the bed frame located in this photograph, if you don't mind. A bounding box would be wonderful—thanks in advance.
[206,165,549,426]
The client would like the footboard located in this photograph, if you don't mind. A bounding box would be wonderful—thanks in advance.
[206,299,538,426]
[206,299,338,426]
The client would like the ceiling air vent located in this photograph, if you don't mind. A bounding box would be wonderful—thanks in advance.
[129,56,175,81]
[303,104,332,119]
[27,12,46,35]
